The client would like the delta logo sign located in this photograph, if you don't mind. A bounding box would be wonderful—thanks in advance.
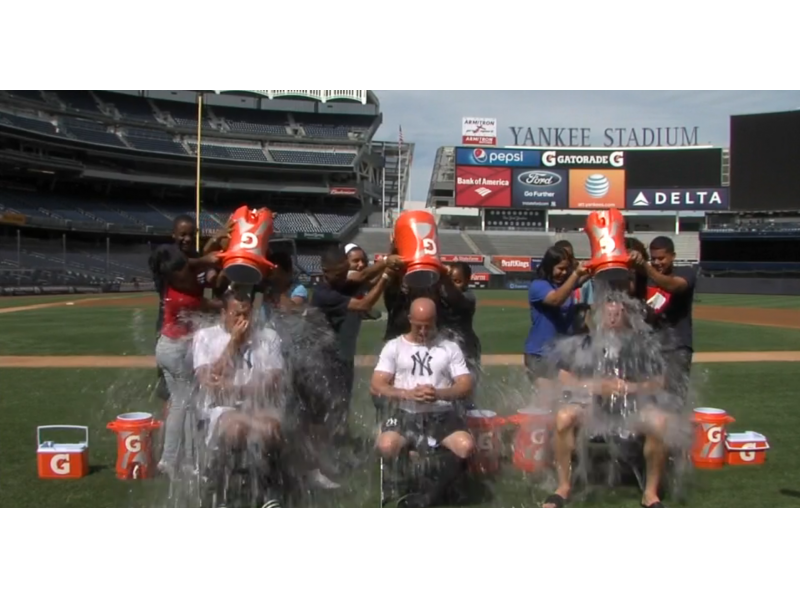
[456,147,540,168]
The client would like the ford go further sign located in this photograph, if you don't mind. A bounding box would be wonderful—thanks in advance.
[512,168,568,208]
[456,147,540,167]
[626,188,730,210]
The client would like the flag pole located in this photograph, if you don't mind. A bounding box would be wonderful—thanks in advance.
[381,162,386,227]
[194,94,203,253]
[397,126,403,211]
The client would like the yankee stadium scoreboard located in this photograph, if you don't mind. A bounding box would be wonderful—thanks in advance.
[453,146,727,212]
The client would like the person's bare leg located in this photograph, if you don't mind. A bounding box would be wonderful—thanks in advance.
[640,407,668,506]
[376,431,408,459]
[440,431,475,460]
[544,405,583,507]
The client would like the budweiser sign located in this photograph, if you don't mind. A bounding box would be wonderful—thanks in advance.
[494,256,533,272]
[330,187,358,196]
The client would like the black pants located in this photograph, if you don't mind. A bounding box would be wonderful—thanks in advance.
[664,347,693,400]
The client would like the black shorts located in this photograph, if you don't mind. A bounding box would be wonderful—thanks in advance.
[382,409,466,452]
[664,347,693,398]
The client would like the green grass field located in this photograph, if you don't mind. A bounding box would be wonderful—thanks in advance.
[1,290,799,508]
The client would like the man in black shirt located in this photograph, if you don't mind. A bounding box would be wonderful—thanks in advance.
[629,236,697,397]
[310,247,395,438]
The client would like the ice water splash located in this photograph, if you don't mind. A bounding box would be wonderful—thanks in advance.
[534,284,696,496]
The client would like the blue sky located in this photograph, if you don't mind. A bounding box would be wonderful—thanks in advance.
[374,91,800,201]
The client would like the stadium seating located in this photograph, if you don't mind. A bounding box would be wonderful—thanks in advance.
[93,91,158,122]
[122,127,187,155]
[468,232,552,257]
[269,149,356,166]
[61,116,126,148]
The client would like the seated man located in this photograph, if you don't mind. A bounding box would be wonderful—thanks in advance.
[370,297,475,508]
[192,288,286,508]
[542,299,672,509]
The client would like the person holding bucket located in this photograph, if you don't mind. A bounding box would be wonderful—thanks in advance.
[524,246,588,383]
[153,240,222,478]
[541,299,674,509]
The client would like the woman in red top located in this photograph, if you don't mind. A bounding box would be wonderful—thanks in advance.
[153,244,221,477]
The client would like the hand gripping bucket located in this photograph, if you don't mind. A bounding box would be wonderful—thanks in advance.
[584,209,630,284]
[37,425,90,479]
[107,412,162,480]
[466,410,505,475]
[508,407,553,473]
[691,407,735,469]
[217,205,276,285]
[392,210,445,288]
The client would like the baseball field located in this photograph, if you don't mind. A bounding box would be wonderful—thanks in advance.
[2,290,800,508]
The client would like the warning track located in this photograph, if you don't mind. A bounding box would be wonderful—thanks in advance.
[1,352,799,368]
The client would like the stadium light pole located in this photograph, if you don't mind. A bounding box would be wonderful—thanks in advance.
[194,93,203,253]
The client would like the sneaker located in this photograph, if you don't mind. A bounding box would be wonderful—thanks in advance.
[261,499,281,508]
[307,468,341,490]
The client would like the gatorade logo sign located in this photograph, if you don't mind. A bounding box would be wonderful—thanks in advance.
[707,426,722,444]
[50,453,71,475]
[739,442,757,462]
[125,435,142,453]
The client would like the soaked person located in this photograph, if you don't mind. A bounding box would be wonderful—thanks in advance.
[193,290,286,508]
[370,298,475,508]
[542,300,673,508]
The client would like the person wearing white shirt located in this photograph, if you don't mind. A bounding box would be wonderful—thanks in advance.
[192,289,286,508]
[370,298,475,507]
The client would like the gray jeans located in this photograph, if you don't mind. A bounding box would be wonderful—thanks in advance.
[155,335,194,468]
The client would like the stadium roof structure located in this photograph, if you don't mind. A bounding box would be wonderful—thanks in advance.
[212,90,377,106]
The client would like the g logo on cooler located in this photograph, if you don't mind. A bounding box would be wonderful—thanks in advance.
[125,434,142,453]
[707,426,722,444]
[51,453,71,475]
[740,442,757,462]
[477,433,494,452]
[530,429,546,445]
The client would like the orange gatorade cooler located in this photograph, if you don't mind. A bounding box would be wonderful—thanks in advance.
[584,209,629,282]
[509,407,553,473]
[107,412,162,480]
[393,210,445,288]
[691,407,735,469]
[218,205,275,285]
[466,410,505,475]
[725,431,770,466]
[37,425,90,479]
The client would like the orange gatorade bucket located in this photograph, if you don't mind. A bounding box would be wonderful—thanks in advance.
[107,412,162,480]
[725,431,770,466]
[466,410,505,475]
[584,209,629,282]
[393,210,445,288]
[509,407,553,473]
[691,407,735,469]
[37,425,90,479]
[218,205,275,285]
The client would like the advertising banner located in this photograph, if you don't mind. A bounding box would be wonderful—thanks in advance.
[375,254,484,264]
[461,117,497,146]
[484,208,546,231]
[471,272,490,282]
[568,169,626,209]
[455,166,512,207]
[329,187,358,196]
[512,168,568,208]
[626,188,730,210]
[541,149,625,169]
[440,254,484,264]
[456,147,540,168]
[493,256,535,272]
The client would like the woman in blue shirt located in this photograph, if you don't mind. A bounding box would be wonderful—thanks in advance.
[524,246,587,383]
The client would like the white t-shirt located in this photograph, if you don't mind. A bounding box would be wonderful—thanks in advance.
[374,335,471,413]
[193,324,284,387]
